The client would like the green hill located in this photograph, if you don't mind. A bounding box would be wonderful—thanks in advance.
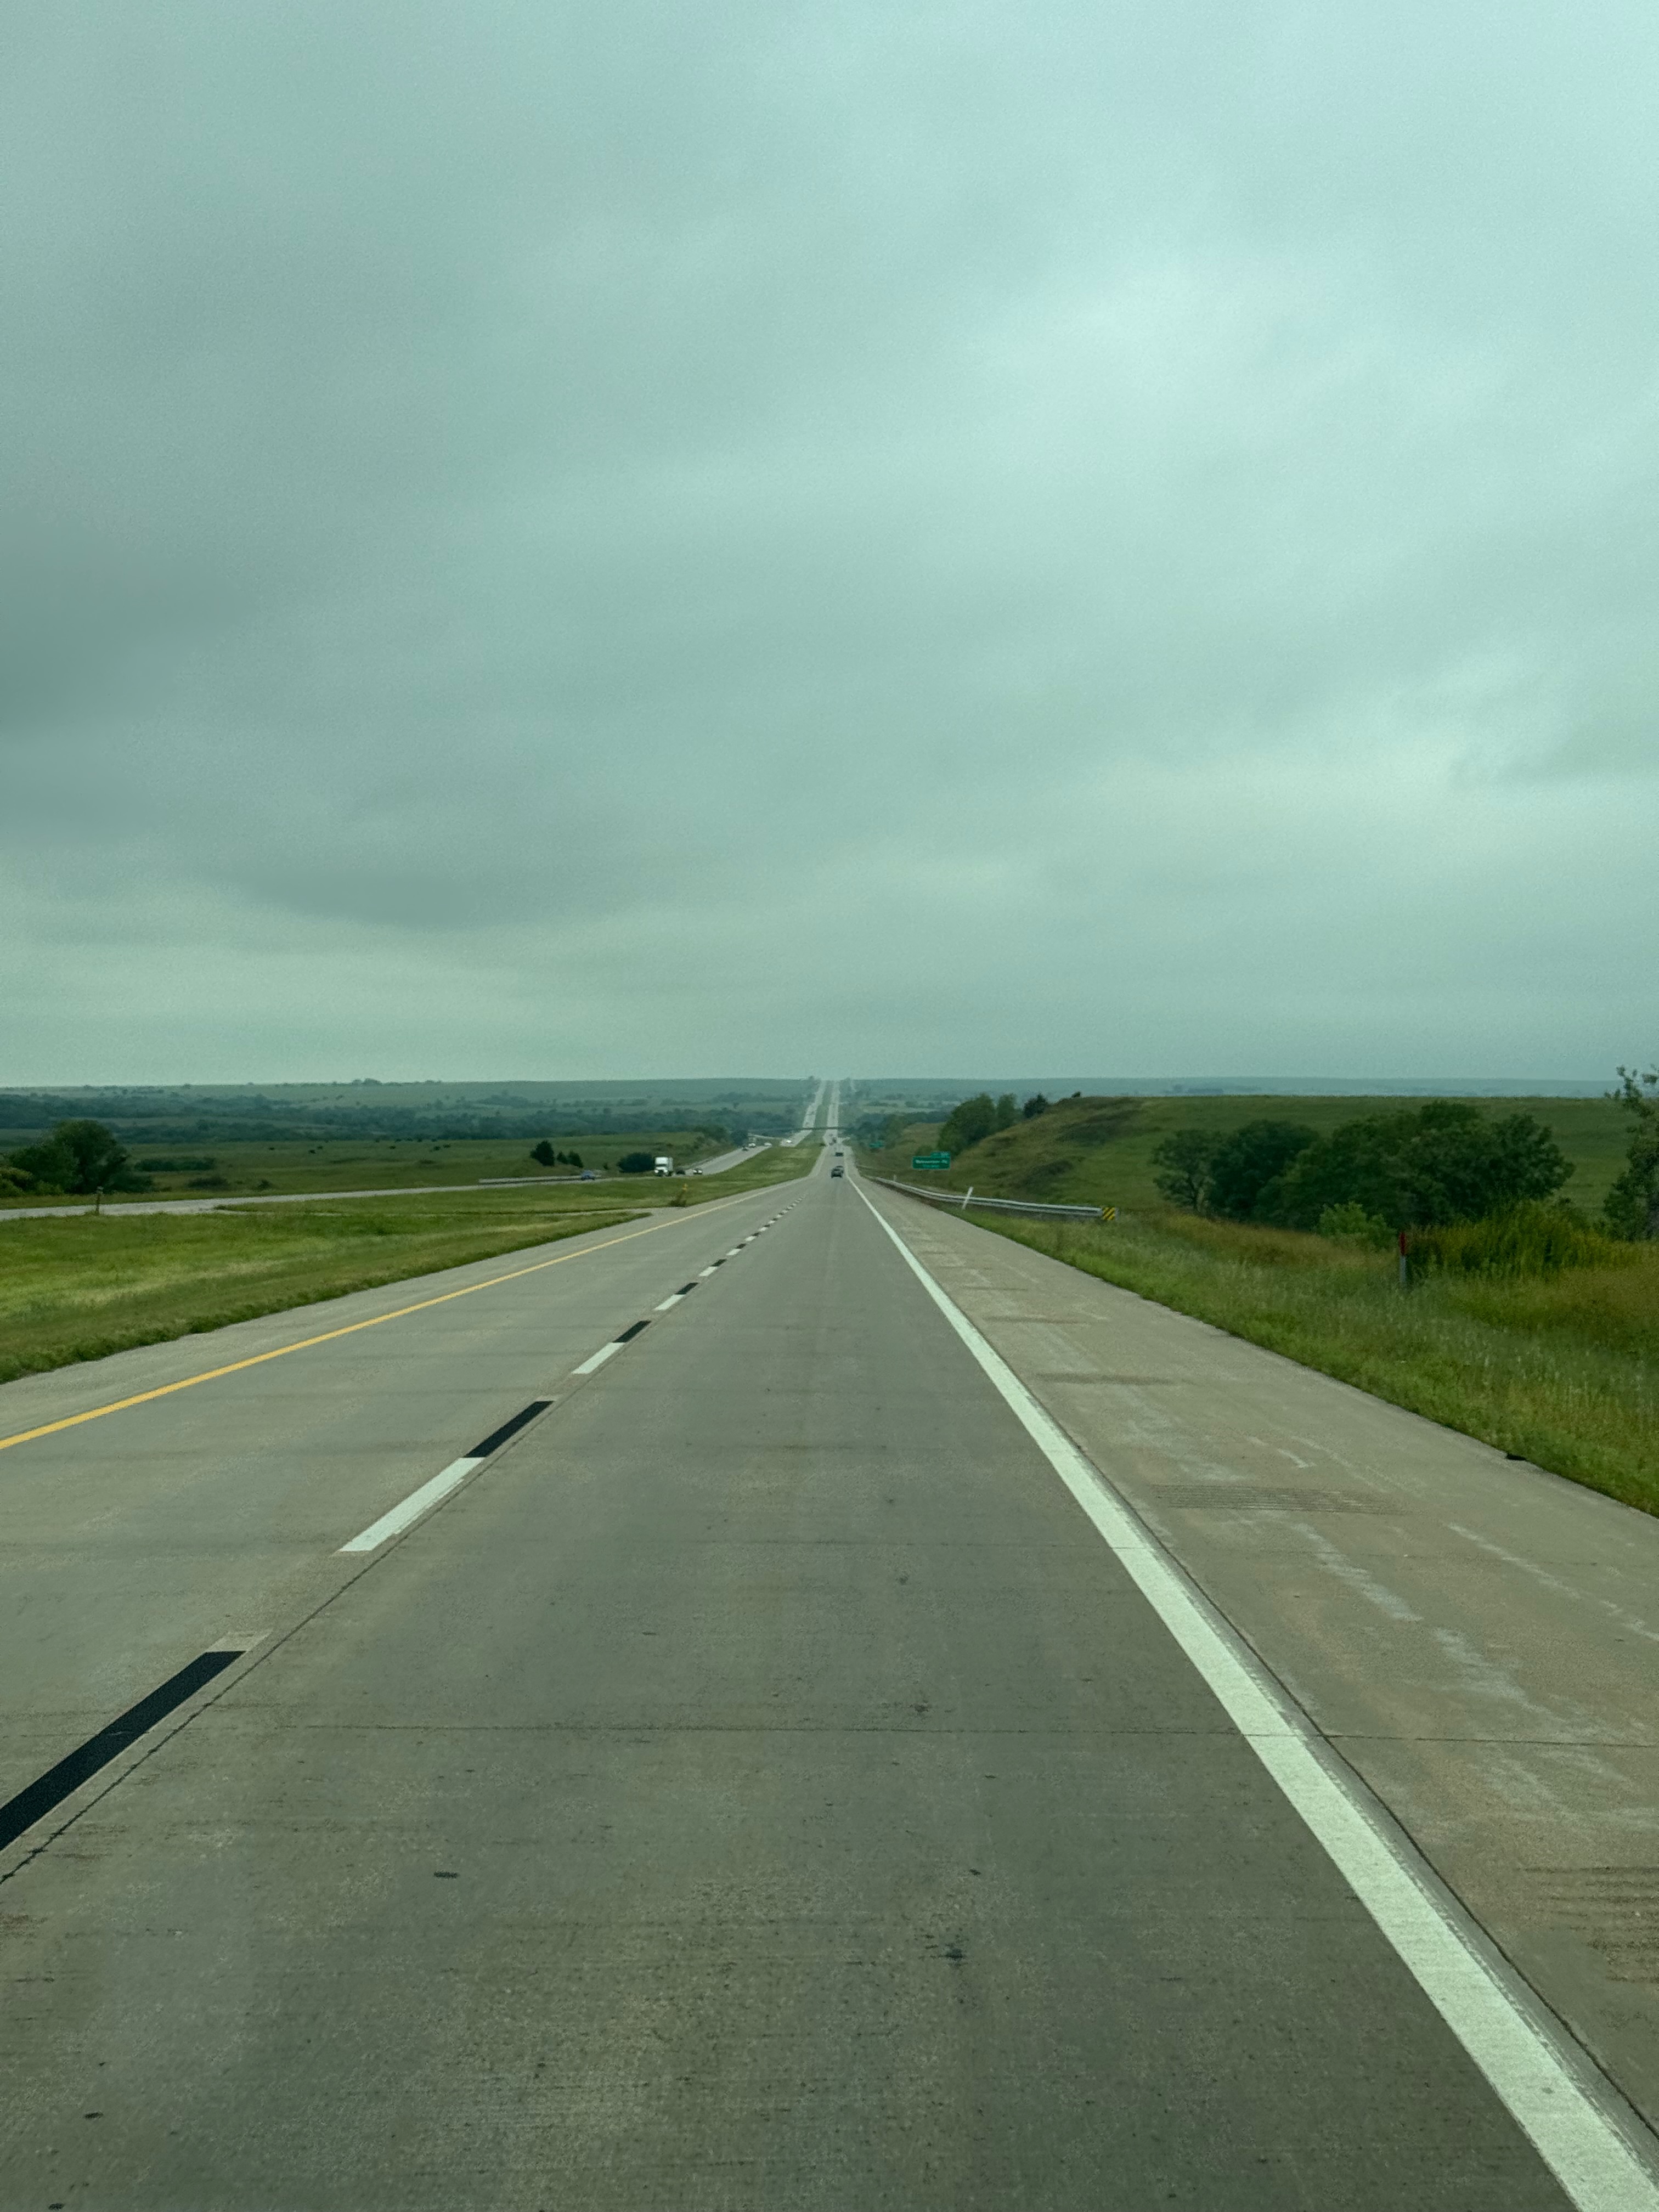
[862,1092,1630,1218]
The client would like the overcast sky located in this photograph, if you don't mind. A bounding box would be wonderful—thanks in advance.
[4,2,1656,1082]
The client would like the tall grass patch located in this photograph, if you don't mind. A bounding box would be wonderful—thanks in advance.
[1411,1203,1634,1278]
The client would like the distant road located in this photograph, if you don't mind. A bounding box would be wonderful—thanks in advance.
[780,1076,829,1144]
[0,1152,764,1224]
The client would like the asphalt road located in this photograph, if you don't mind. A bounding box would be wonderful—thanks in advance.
[0,1152,1650,2208]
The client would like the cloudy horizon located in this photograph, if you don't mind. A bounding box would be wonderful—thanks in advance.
[5,2,1656,1085]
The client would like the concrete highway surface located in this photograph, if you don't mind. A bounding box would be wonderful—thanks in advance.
[2,1144,1656,2208]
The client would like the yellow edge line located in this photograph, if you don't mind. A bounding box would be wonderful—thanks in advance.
[0,1190,760,1458]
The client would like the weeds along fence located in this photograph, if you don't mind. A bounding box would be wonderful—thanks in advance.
[866,1175,1108,1224]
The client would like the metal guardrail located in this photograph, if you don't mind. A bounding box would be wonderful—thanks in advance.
[866,1174,1109,1223]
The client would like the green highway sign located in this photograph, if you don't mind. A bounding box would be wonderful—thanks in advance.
[912,1152,951,1170]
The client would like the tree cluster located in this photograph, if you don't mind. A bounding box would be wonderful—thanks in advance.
[1150,1102,1573,1232]
[1603,1066,1659,1240]
[3,1119,153,1197]
[936,1092,1019,1155]
[529,1142,585,1168]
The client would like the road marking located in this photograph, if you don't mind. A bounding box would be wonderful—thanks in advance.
[339,1396,552,1553]
[1,1650,244,1854]
[655,1293,685,1311]
[469,1399,552,1458]
[856,1184,1659,2212]
[339,1457,483,1552]
[699,1265,719,1277]
[573,1342,622,1375]
[0,1191,768,1460]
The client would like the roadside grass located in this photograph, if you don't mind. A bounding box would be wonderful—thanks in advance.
[0,1146,814,1387]
[0,1194,640,1386]
[0,1126,736,1206]
[967,1205,1659,1517]
[861,1091,1632,1218]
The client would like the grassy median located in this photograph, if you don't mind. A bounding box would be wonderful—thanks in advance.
[0,1143,817,1386]
[969,1206,1659,1518]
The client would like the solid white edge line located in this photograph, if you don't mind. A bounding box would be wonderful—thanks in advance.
[338,1456,483,1554]
[854,1182,1659,2212]
[573,1340,623,1376]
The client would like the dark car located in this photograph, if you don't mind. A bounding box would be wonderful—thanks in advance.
[830,1164,844,1178]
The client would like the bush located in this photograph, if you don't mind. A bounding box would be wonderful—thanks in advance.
[1318,1202,1395,1249]
[1412,1203,1634,1278]
[530,1139,557,1166]
[617,1150,656,1174]
[1022,1093,1049,1120]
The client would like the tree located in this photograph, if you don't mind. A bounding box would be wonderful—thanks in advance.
[1150,1130,1218,1212]
[1022,1093,1049,1119]
[1262,1101,1571,1230]
[617,1150,656,1173]
[939,1093,998,1155]
[1604,1065,1659,1239]
[530,1139,557,1166]
[9,1119,147,1195]
[1205,1121,1318,1221]
[566,1151,584,1169]
[995,1092,1018,1130]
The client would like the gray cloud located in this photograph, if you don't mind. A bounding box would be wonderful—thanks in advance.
[4,1,1656,1079]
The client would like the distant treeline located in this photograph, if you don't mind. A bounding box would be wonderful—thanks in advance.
[0,1090,800,1142]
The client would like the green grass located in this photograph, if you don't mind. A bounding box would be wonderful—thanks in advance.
[0,1127,740,1206]
[0,1143,816,1388]
[862,1091,1632,1217]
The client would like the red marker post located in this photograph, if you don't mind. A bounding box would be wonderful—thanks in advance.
[1398,1227,1409,1290]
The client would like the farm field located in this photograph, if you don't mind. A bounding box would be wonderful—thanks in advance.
[0,1128,734,1206]
[0,1143,816,1385]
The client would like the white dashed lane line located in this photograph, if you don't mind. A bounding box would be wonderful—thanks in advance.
[338,1197,800,1559]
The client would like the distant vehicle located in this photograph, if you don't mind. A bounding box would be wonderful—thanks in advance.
[579,1170,598,1181]
[830,1164,844,1178]
[653,1155,674,1175]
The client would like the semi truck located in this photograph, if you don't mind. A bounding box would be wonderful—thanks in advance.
[653,1154,674,1175]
